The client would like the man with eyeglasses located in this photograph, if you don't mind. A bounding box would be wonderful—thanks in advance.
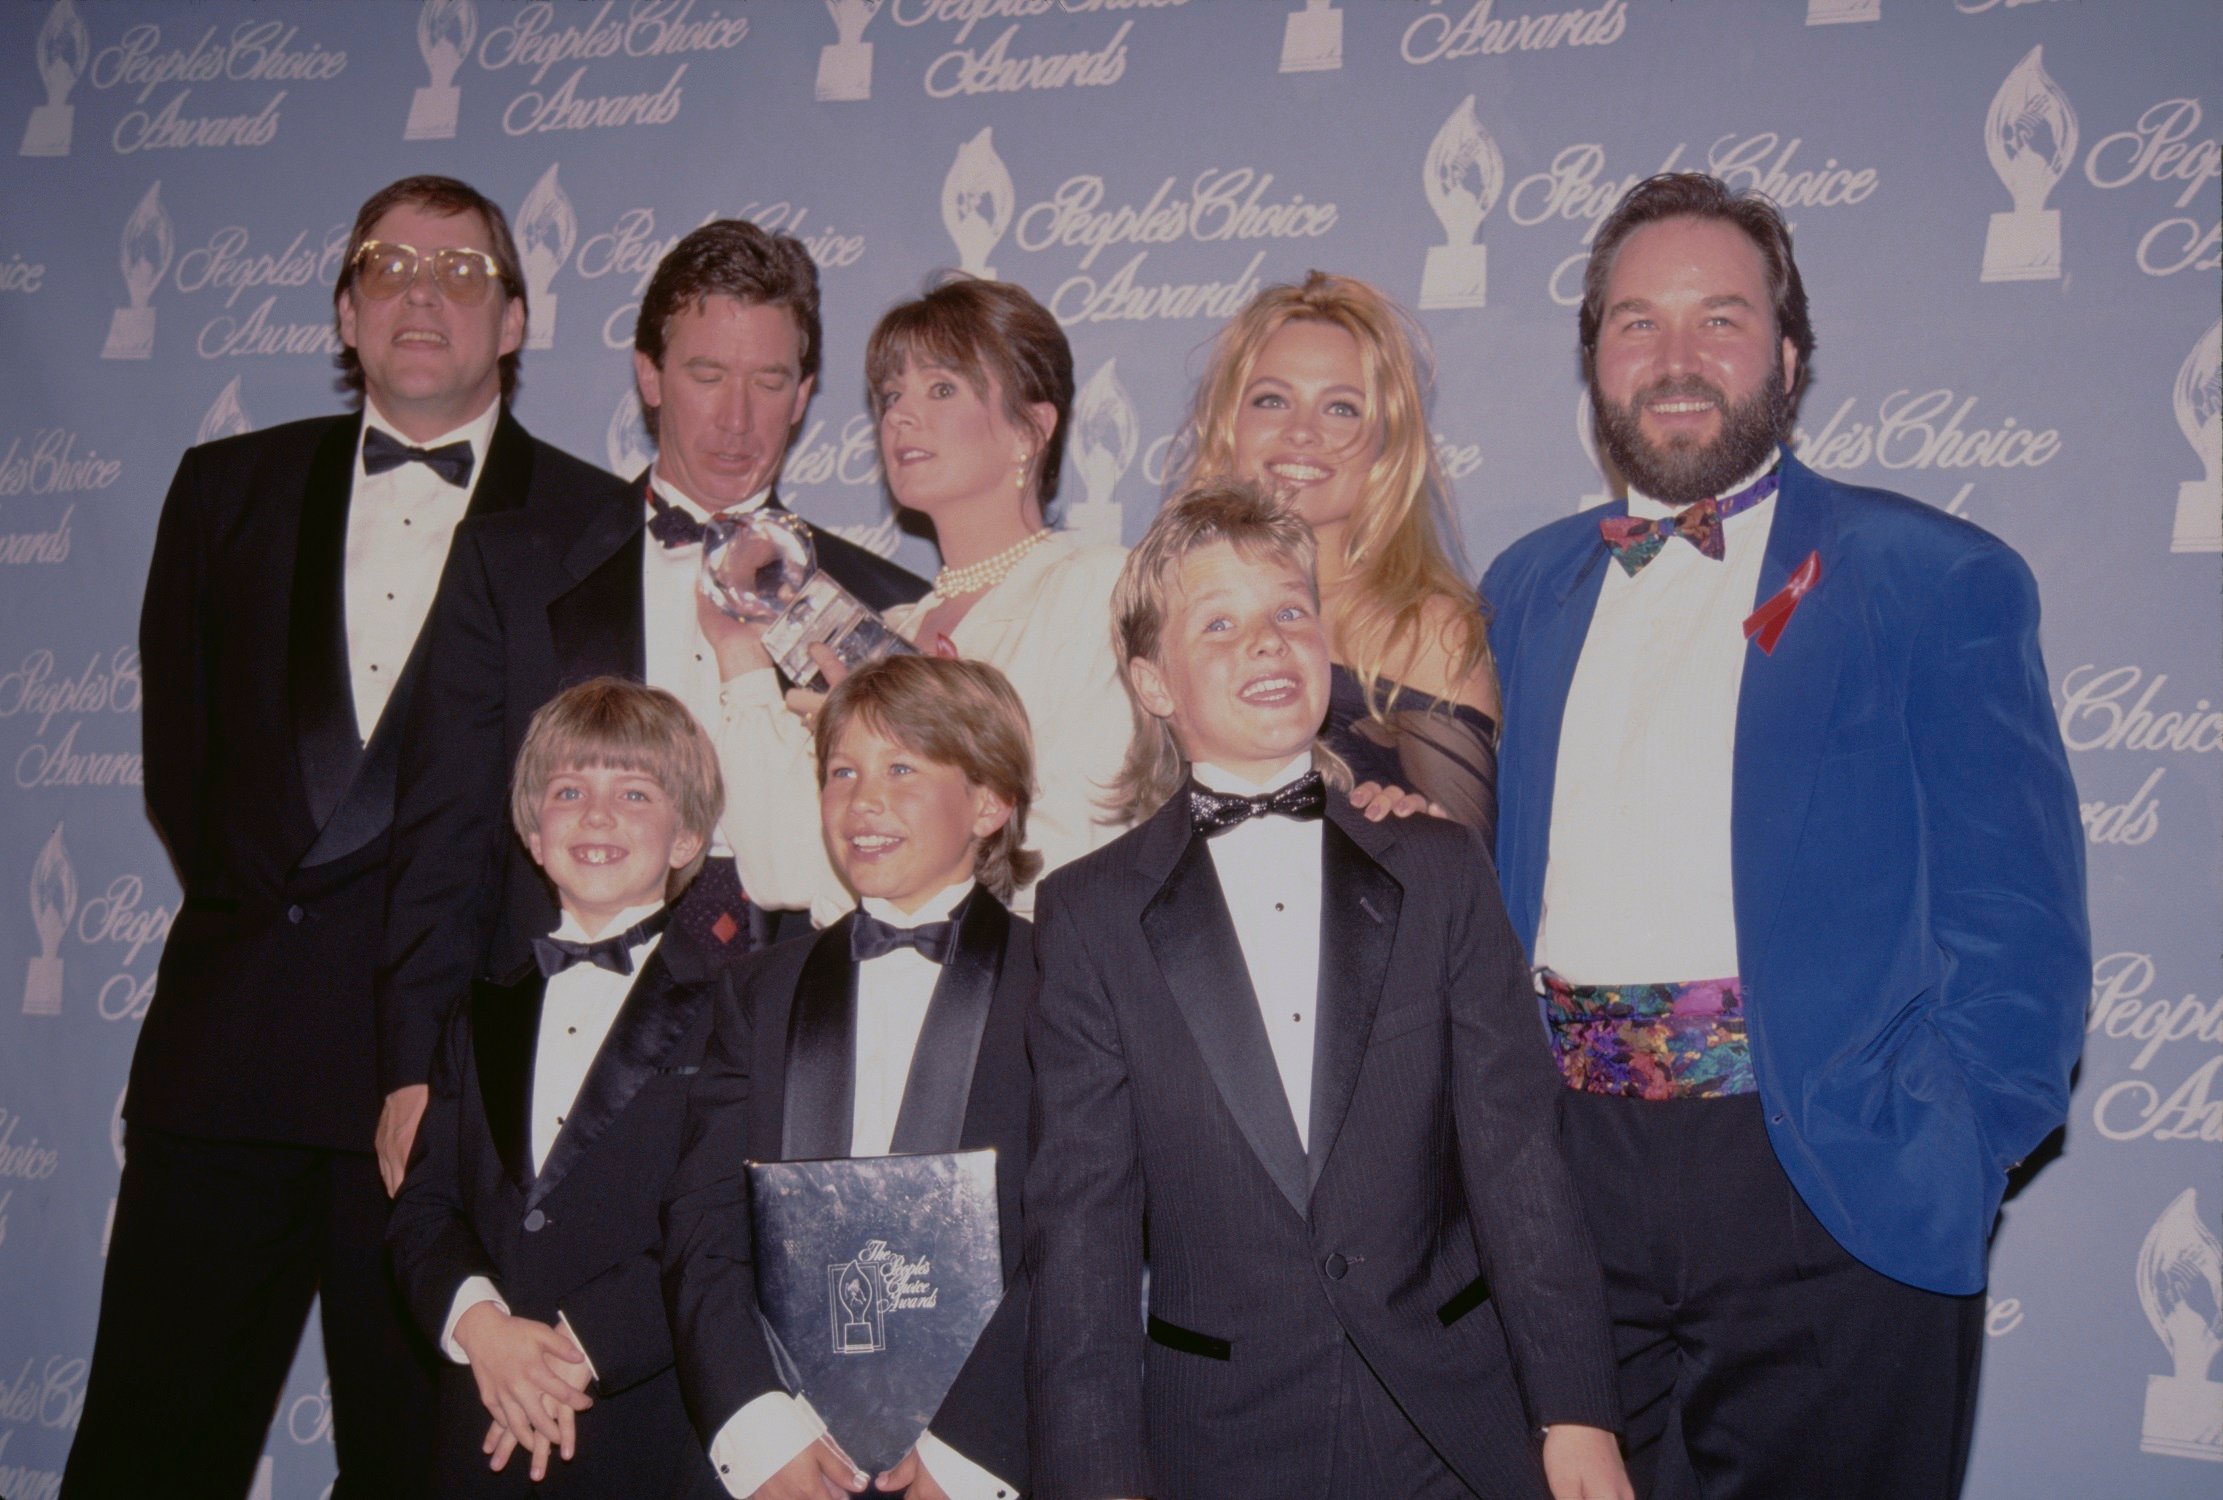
[64,175,629,1500]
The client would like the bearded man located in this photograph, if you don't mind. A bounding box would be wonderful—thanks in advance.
[1481,172,2087,1500]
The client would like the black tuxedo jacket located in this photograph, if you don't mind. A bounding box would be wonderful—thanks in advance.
[379,475,926,1097]
[1025,794,1621,1500]
[388,924,727,1497]
[661,892,1032,1489]
[131,411,610,1151]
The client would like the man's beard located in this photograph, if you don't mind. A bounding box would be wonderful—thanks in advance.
[1591,361,1794,507]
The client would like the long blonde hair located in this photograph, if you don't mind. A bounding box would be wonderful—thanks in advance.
[1171,271,1492,719]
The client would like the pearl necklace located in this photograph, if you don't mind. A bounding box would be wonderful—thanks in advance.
[930,527,1052,600]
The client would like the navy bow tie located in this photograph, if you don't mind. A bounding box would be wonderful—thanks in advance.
[645,488,708,549]
[1189,771,1327,838]
[362,427,475,488]
[849,909,958,966]
[532,907,671,979]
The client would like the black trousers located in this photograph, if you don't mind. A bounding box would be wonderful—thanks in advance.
[1561,1091,1985,1500]
[62,1125,436,1500]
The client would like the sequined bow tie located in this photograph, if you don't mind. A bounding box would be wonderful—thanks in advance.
[532,906,670,979]
[645,488,708,549]
[1189,771,1327,838]
[362,427,475,488]
[1599,470,1780,576]
[849,909,958,965]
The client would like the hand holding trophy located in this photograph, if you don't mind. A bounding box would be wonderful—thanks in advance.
[699,510,914,691]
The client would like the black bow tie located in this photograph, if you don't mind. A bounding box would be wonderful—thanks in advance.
[645,488,707,549]
[532,906,671,979]
[849,909,958,966]
[1189,770,1327,838]
[362,427,475,488]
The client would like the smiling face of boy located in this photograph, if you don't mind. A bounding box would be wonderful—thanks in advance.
[1127,539,1331,785]
[525,763,703,938]
[821,717,1011,915]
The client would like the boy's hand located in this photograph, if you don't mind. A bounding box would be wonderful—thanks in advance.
[698,592,776,681]
[1541,1424,1634,1500]
[1348,781,1444,822]
[752,1434,868,1499]
[452,1303,592,1470]
[376,1084,429,1195]
[873,1447,951,1497]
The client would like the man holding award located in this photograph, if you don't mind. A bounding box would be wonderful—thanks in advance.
[663,654,1036,1500]
[378,220,926,1192]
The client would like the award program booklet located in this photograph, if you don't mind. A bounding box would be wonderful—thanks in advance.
[745,1148,1003,1474]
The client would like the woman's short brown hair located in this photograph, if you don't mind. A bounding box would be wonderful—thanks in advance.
[332,174,528,403]
[812,654,1042,903]
[510,678,725,896]
[864,275,1074,516]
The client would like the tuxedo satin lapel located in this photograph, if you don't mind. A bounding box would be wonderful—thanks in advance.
[1307,811,1402,1194]
[1498,524,1614,950]
[1733,453,1849,979]
[531,946,712,1208]
[471,410,536,521]
[889,891,1009,1154]
[472,972,544,1195]
[781,919,860,1160]
[549,524,647,686]
[1142,825,1309,1219]
[288,416,365,836]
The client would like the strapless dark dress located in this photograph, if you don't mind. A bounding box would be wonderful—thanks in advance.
[1323,663,1500,846]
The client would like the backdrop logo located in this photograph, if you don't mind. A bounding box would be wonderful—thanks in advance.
[1401,0,1625,66]
[2136,1188,2223,1461]
[2087,955,2221,1143]
[19,0,90,157]
[581,202,866,350]
[474,0,752,137]
[892,0,1154,101]
[22,824,75,1017]
[517,164,579,350]
[1980,45,2077,283]
[169,217,348,362]
[1419,96,1502,310]
[1069,359,1137,546]
[819,0,880,101]
[2,646,146,791]
[1280,1,1342,73]
[406,0,477,140]
[86,18,344,156]
[2174,319,2222,553]
[0,251,44,294]
[1806,0,1878,23]
[785,415,883,493]
[101,181,173,360]
[0,430,123,499]
[2056,665,2223,755]
[198,377,254,444]
[2084,98,2221,279]
[943,127,1015,278]
[1792,388,2060,516]
[0,1352,87,1432]
[607,387,655,477]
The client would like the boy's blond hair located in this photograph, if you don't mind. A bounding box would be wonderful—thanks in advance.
[510,677,725,897]
[813,654,1042,903]
[1108,480,1347,824]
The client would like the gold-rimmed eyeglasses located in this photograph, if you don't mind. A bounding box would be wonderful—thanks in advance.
[350,239,505,305]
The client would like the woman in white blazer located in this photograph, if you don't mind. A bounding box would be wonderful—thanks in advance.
[708,276,1130,924]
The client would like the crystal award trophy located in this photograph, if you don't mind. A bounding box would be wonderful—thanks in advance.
[699,510,913,691]
[747,1149,1005,1475]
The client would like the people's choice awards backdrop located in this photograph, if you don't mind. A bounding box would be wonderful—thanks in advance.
[0,2,2216,1495]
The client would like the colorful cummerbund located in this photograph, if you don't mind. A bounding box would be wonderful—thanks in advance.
[1538,969,1756,1101]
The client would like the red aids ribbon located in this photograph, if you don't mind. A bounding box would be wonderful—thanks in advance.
[1743,550,1821,656]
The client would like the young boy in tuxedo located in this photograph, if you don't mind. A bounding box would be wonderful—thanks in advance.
[1024,482,1632,1500]
[389,677,730,1496]
[663,654,1037,1500]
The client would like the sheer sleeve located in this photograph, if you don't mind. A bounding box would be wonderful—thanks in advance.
[1338,703,1499,845]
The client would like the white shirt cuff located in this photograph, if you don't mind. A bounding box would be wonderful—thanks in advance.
[555,1310,599,1385]
[710,1391,835,1498]
[441,1278,508,1364]
[917,1428,1016,1500]
[718,666,786,706]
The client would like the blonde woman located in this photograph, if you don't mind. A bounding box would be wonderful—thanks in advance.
[1174,271,1500,837]
[704,276,1130,925]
